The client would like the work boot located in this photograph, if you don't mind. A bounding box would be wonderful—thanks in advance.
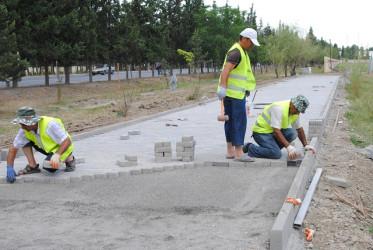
[242,143,252,153]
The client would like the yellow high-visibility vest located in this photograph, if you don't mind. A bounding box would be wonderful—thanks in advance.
[24,116,73,161]
[218,43,256,99]
[253,100,298,134]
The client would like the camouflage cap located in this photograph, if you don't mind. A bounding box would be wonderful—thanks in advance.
[12,106,42,126]
[291,94,309,113]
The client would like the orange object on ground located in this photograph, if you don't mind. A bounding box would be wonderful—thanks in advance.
[305,228,314,241]
[286,197,302,205]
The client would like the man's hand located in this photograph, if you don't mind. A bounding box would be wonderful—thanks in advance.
[50,153,61,168]
[304,145,316,154]
[286,145,298,160]
[217,87,226,100]
[6,165,16,183]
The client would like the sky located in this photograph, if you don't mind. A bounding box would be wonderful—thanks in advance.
[204,0,373,48]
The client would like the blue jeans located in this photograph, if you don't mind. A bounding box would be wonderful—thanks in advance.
[224,98,247,146]
[247,128,298,159]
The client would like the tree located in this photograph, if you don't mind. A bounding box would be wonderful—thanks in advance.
[0,4,28,87]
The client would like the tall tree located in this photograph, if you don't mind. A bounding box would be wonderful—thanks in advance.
[0,4,28,87]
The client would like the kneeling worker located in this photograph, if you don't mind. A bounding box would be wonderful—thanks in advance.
[243,94,316,159]
[6,107,76,183]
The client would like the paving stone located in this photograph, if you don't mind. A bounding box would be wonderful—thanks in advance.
[141,168,153,174]
[32,176,50,183]
[117,160,138,167]
[162,141,171,147]
[107,172,119,178]
[70,176,82,183]
[0,177,4,184]
[204,161,213,167]
[182,136,194,142]
[325,175,348,188]
[125,155,137,162]
[95,173,107,179]
[119,170,131,177]
[24,176,33,183]
[194,162,205,168]
[75,157,85,164]
[163,165,175,171]
[183,163,195,169]
[128,130,140,135]
[120,134,130,140]
[229,162,246,167]
[270,161,287,167]
[152,166,164,172]
[155,157,172,163]
[174,164,185,170]
[212,162,229,167]
[130,169,142,175]
[15,176,24,183]
[82,174,95,181]
[50,177,70,184]
[182,157,191,162]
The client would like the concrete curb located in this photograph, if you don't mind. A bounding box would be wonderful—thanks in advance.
[269,76,341,250]
[1,160,291,185]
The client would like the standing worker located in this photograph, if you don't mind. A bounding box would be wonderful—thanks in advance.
[243,94,316,159]
[5,107,76,183]
[217,28,260,162]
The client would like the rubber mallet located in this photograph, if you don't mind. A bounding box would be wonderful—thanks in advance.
[217,99,229,122]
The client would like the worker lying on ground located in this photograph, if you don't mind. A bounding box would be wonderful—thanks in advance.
[242,94,316,159]
[6,106,76,183]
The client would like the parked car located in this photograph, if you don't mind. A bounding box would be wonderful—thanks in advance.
[92,64,114,75]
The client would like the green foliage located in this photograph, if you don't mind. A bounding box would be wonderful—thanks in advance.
[346,71,373,147]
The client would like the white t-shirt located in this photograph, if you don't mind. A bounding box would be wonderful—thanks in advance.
[267,105,301,129]
[13,120,68,149]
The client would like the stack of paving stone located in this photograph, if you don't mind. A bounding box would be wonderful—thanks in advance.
[154,141,172,163]
[117,155,138,167]
[176,136,196,162]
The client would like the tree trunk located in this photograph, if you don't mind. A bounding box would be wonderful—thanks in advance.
[138,65,141,78]
[126,64,129,79]
[64,66,70,84]
[44,65,49,86]
[275,67,279,78]
[12,79,18,88]
[88,61,93,83]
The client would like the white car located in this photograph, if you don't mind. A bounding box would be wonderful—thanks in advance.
[92,64,114,75]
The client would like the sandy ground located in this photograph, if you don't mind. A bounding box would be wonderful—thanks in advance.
[0,166,298,249]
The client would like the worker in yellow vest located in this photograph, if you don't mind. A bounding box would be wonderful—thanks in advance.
[6,107,75,183]
[217,28,260,162]
[242,94,316,159]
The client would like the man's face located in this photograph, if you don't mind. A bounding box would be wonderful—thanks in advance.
[243,37,255,50]
[21,123,37,131]
[289,103,301,115]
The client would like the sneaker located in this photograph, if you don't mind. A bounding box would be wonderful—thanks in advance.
[65,156,76,172]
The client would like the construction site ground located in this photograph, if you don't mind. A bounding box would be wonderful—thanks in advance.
[0,73,372,249]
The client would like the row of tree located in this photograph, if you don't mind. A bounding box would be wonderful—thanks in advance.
[1,0,371,87]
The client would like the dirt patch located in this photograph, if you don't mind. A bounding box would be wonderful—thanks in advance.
[302,77,373,249]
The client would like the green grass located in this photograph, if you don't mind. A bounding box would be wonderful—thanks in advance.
[345,67,373,147]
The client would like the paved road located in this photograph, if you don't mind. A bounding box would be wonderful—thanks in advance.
[0,68,216,88]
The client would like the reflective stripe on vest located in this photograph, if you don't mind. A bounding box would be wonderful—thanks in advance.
[217,43,256,99]
[252,100,298,134]
[24,116,74,161]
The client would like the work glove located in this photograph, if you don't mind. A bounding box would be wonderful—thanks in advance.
[6,165,16,183]
[286,145,298,160]
[217,87,226,100]
[50,153,61,169]
[304,145,316,154]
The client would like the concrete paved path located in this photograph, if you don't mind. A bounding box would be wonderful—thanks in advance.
[1,74,339,183]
